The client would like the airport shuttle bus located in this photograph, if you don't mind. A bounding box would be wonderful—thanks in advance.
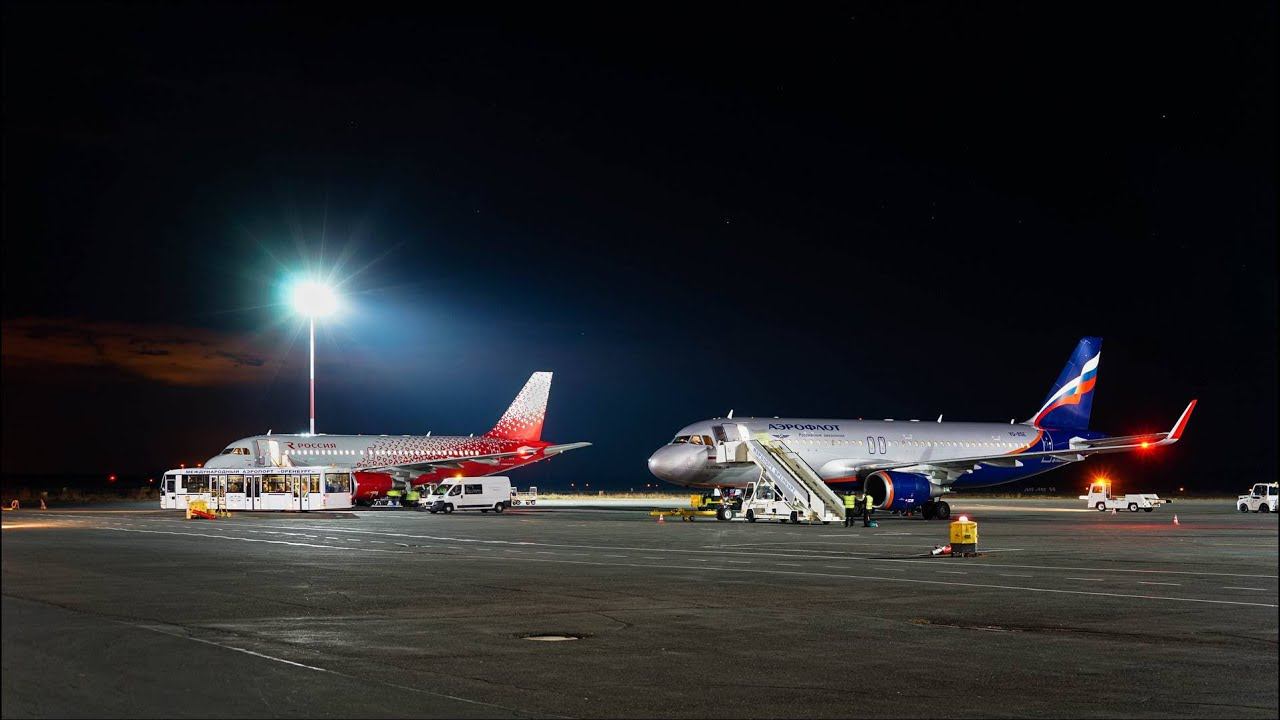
[161,466,354,511]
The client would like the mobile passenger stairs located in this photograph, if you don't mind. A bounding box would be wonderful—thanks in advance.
[714,424,845,524]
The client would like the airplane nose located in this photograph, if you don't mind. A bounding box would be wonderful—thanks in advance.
[647,444,707,484]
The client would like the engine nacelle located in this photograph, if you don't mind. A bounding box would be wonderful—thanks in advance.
[351,471,395,501]
[865,471,944,511]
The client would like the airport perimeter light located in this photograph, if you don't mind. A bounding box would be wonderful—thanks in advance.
[290,280,339,435]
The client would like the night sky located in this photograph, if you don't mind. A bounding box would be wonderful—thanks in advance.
[2,4,1275,493]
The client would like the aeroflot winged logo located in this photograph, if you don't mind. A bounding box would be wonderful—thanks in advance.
[768,423,841,431]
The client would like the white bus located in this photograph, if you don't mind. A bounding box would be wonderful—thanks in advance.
[160,466,353,511]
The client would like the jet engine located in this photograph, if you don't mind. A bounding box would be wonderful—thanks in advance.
[352,471,396,501]
[864,470,944,512]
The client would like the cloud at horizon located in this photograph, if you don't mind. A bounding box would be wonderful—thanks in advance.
[2,317,276,386]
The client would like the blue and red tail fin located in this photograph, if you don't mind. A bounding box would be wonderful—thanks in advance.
[1028,337,1101,430]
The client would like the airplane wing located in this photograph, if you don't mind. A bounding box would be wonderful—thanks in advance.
[360,442,592,475]
[852,400,1196,483]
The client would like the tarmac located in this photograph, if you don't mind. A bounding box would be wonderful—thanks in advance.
[2,498,1276,718]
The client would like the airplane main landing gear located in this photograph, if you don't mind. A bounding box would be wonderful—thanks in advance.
[921,501,951,520]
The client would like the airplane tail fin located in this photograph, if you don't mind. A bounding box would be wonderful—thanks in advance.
[485,372,552,442]
[1028,337,1101,430]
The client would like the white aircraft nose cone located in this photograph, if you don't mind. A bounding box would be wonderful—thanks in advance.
[647,444,706,484]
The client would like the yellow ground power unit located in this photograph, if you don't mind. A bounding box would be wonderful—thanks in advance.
[949,518,978,557]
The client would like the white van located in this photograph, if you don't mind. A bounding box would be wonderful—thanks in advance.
[423,477,512,514]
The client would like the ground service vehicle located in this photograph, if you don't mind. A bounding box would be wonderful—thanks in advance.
[161,466,353,511]
[423,477,513,514]
[1080,480,1167,512]
[1237,483,1278,513]
[739,478,837,524]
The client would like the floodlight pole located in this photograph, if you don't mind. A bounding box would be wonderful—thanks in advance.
[309,316,316,435]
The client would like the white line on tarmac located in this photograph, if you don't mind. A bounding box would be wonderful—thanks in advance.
[427,553,1280,608]
[1000,574,1033,578]
[1066,577,1104,582]
[118,516,1280,579]
[1222,587,1269,591]
[97,527,393,553]
[1139,582,1181,586]
[123,622,553,717]
[134,623,332,671]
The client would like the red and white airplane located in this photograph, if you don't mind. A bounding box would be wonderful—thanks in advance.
[203,372,589,501]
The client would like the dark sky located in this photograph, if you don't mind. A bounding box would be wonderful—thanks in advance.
[2,3,1275,493]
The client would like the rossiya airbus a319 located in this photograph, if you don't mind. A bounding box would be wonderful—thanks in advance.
[204,372,590,501]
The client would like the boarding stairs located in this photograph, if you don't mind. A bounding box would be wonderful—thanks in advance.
[744,436,845,523]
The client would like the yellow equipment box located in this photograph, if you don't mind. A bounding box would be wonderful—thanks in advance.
[949,519,978,556]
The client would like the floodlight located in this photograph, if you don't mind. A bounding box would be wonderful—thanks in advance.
[291,280,338,318]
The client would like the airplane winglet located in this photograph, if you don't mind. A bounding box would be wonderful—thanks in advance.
[1167,399,1197,442]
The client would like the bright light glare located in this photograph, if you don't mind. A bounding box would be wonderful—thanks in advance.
[291,280,339,317]
[958,515,968,522]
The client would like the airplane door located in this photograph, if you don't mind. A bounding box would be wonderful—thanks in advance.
[712,425,732,444]
[256,439,283,468]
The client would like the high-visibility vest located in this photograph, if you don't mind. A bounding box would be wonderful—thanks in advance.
[843,494,857,508]
[864,495,875,509]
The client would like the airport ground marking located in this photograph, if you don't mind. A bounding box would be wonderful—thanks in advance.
[123,621,551,717]
[431,553,1280,609]
[132,622,333,672]
[1139,581,1181,586]
[1222,587,1269,591]
[232,521,1280,579]
[1066,577,1105,582]
[97,526,395,553]
[108,516,1280,582]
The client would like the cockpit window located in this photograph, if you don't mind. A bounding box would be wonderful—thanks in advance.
[689,435,703,445]
[672,435,691,444]
[221,447,251,455]
[702,435,714,446]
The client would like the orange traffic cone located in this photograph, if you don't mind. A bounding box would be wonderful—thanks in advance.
[657,513,665,524]
[1172,514,1179,526]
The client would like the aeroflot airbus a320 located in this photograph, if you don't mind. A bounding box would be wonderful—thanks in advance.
[204,372,589,501]
[648,338,1196,519]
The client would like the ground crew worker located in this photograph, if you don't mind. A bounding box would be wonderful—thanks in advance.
[842,491,858,527]
[862,492,875,527]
